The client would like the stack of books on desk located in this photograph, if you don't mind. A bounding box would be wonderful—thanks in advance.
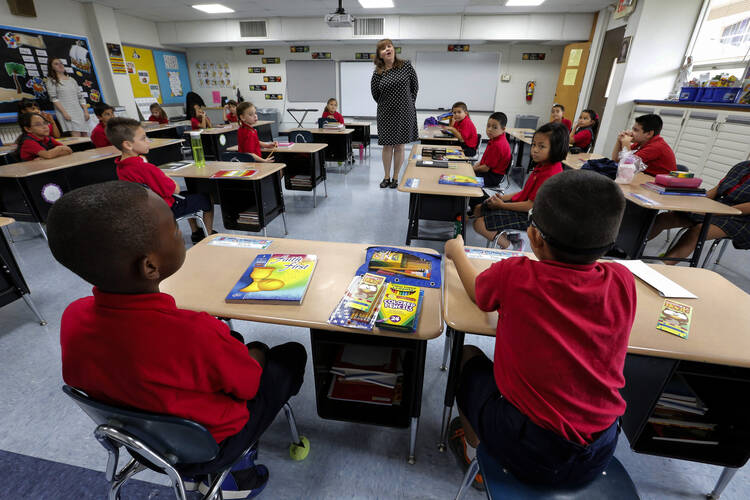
[422,147,446,160]
[237,210,259,225]
[290,175,312,188]
[642,182,706,196]
[327,345,403,406]
[323,122,344,129]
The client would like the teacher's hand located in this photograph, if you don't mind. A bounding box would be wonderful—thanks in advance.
[82,110,90,121]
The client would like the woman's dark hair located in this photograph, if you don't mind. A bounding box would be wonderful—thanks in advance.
[186,91,205,118]
[47,58,63,85]
[581,108,600,138]
[374,38,404,74]
[533,122,569,164]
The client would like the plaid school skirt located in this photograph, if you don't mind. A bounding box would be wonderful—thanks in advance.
[688,213,750,249]
[481,206,529,232]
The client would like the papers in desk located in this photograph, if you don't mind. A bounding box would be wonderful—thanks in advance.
[614,260,697,299]
[327,345,403,406]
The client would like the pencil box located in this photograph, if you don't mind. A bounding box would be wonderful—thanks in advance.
[654,174,702,188]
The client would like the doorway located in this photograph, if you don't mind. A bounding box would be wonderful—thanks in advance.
[588,26,626,124]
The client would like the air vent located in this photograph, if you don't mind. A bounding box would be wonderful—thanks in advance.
[353,17,384,36]
[240,20,267,38]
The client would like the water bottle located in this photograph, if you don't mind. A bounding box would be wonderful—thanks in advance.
[359,143,364,161]
[190,131,205,167]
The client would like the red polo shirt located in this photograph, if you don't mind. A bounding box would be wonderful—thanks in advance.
[475,257,636,444]
[480,134,512,175]
[238,122,261,156]
[632,135,676,176]
[511,162,563,202]
[19,134,63,161]
[149,114,169,125]
[91,122,110,148]
[115,155,176,207]
[323,111,344,124]
[190,117,202,130]
[61,288,262,443]
[572,128,593,149]
[453,116,478,149]
[561,118,573,132]
[226,113,238,123]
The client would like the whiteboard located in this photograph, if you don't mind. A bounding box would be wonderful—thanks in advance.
[340,61,378,117]
[415,52,500,112]
[286,60,336,102]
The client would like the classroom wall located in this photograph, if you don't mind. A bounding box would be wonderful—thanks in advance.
[185,42,564,135]
[114,12,165,49]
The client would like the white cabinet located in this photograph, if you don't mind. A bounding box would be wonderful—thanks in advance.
[701,115,750,187]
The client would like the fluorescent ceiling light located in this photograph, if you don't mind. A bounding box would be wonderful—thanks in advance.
[192,4,235,13]
[506,0,546,6]
[359,0,395,8]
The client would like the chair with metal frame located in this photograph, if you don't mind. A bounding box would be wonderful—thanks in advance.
[176,211,208,240]
[63,385,308,500]
[701,237,732,269]
[288,130,313,144]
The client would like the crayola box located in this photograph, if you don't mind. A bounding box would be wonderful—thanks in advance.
[375,284,423,333]
[225,254,317,304]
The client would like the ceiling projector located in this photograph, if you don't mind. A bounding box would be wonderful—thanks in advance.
[326,1,355,27]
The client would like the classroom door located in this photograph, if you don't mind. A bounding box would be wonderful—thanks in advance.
[587,27,626,119]
[553,43,590,124]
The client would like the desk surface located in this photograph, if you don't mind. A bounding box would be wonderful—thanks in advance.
[562,152,604,169]
[0,136,91,155]
[183,124,239,136]
[281,127,355,136]
[0,138,183,178]
[419,127,459,142]
[142,120,191,132]
[0,217,14,228]
[507,128,535,144]
[227,143,327,154]
[398,144,483,197]
[443,248,750,368]
[164,161,285,181]
[412,143,470,161]
[621,173,740,215]
[160,235,444,341]
[344,120,372,126]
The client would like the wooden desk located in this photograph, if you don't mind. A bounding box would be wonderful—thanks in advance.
[398,144,483,245]
[161,235,444,464]
[562,152,604,170]
[283,128,354,165]
[143,120,191,139]
[0,137,93,165]
[0,217,46,325]
[411,143,470,162]
[419,127,460,145]
[0,139,183,224]
[184,124,239,160]
[164,161,287,236]
[438,249,750,479]
[344,120,371,151]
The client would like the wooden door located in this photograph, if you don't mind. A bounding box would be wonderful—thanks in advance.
[553,42,590,124]
[587,27,626,116]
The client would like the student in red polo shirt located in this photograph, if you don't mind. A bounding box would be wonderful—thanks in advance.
[442,102,479,157]
[106,117,215,243]
[16,112,72,161]
[237,101,278,162]
[550,103,573,132]
[90,103,114,148]
[612,113,676,176]
[445,169,635,489]
[322,98,345,124]
[189,103,212,130]
[148,102,170,125]
[569,108,599,151]
[17,98,61,138]
[473,122,566,249]
[47,180,307,498]
[472,111,511,186]
[224,100,239,123]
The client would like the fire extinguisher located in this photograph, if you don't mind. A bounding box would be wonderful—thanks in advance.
[526,81,535,102]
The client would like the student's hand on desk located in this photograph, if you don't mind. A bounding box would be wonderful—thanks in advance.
[272,141,279,147]
[444,235,465,261]
[264,155,275,163]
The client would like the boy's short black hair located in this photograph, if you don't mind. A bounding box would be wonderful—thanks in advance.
[226,100,238,107]
[635,113,663,136]
[47,181,161,288]
[94,102,114,117]
[533,122,569,164]
[532,170,625,264]
[552,103,564,111]
[452,102,468,113]
[488,111,507,128]
[106,117,141,150]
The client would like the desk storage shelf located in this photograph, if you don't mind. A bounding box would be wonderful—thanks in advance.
[281,150,326,193]
[218,176,285,233]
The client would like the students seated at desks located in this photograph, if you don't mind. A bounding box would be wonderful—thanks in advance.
[17,98,60,138]
[237,102,277,163]
[569,109,599,152]
[550,103,572,132]
[472,112,511,186]
[90,103,114,148]
[16,112,72,161]
[47,181,307,499]
[647,160,750,264]
[322,98,344,125]
[189,103,212,130]
[611,113,676,176]
[106,117,215,243]
[441,101,479,157]
[471,122,566,248]
[444,169,635,489]
[225,100,239,123]
[148,102,170,125]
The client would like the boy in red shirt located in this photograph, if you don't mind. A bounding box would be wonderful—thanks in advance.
[47,180,307,498]
[16,112,72,161]
[612,113,676,176]
[446,169,635,489]
[90,102,114,148]
[472,111,511,186]
[237,101,277,162]
[224,99,239,123]
[322,98,344,124]
[443,101,479,157]
[550,103,573,132]
[107,117,215,243]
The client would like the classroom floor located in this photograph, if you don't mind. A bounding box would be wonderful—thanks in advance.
[1,144,749,500]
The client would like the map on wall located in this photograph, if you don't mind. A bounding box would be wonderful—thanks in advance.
[0,24,103,120]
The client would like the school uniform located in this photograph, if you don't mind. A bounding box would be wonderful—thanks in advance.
[18,133,63,161]
[632,134,676,176]
[458,256,636,486]
[47,122,56,136]
[237,122,261,156]
[453,116,478,156]
[90,121,110,148]
[571,126,594,150]
[322,111,344,124]
[478,134,511,185]
[190,117,202,130]
[561,118,573,132]
[481,162,563,232]
[226,113,238,123]
[148,114,169,125]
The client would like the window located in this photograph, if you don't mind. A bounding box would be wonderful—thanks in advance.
[690,0,750,69]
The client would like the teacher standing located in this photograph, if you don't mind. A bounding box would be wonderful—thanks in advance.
[371,39,419,189]
[45,58,89,137]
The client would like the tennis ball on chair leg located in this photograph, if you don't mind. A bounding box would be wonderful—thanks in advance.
[289,435,310,460]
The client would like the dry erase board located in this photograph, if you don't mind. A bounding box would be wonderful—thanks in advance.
[0,24,103,121]
[340,61,377,117]
[415,52,500,112]
[286,60,335,102]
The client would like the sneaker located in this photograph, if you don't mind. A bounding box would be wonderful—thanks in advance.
[379,178,391,188]
[389,178,399,189]
[504,232,524,252]
[448,418,485,491]
[197,464,269,499]
[182,476,203,492]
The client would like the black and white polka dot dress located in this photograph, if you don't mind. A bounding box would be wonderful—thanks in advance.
[371,60,419,146]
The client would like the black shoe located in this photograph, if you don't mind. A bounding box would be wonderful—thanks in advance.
[380,178,391,188]
[389,178,398,189]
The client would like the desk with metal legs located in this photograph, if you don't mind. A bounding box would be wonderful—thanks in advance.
[0,217,46,326]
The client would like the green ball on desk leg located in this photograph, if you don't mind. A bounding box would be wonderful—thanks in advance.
[289,435,310,460]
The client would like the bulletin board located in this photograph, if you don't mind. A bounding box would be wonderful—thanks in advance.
[153,50,191,105]
[123,45,161,102]
[0,24,103,121]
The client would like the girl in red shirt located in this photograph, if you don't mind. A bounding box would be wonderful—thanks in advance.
[569,109,599,151]
[17,98,61,138]
[189,103,212,130]
[237,101,277,162]
[224,100,239,123]
[16,112,72,161]
[322,98,344,124]
[148,102,169,125]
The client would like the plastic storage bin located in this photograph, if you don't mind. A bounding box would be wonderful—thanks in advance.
[679,87,699,101]
[514,115,539,130]
[256,107,280,138]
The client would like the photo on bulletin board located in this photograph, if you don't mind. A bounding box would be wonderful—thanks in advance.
[0,24,103,120]
[618,36,632,63]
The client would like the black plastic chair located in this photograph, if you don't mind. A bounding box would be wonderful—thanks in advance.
[221,151,256,162]
[676,164,689,172]
[63,385,308,500]
[288,130,313,143]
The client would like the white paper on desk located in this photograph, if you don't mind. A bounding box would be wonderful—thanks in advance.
[614,260,697,299]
